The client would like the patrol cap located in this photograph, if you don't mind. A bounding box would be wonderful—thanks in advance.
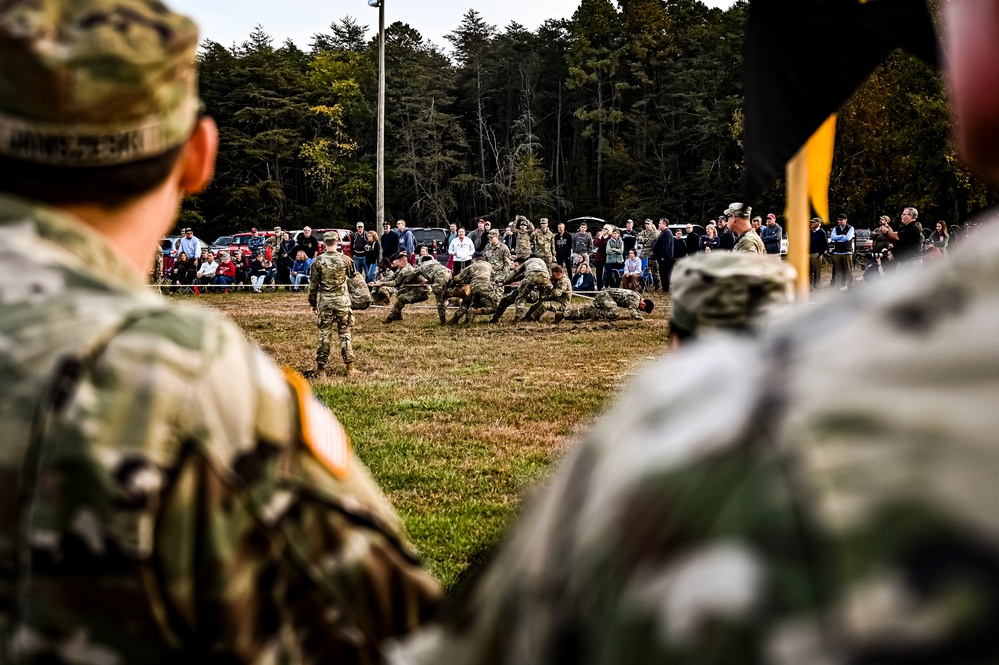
[488,229,500,238]
[670,252,796,336]
[323,231,339,243]
[0,0,202,167]
[724,202,752,219]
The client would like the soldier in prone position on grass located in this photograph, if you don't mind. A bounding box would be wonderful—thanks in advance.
[309,231,356,378]
[563,288,654,322]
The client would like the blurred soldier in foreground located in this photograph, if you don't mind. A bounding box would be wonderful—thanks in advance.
[390,8,999,664]
[669,252,796,346]
[563,288,654,321]
[309,231,357,378]
[0,2,439,662]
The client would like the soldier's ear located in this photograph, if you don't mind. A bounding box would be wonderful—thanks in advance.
[179,117,219,196]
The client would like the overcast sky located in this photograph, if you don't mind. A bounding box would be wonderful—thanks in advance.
[170,0,736,54]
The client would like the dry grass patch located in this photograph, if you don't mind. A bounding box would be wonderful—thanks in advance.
[192,289,672,587]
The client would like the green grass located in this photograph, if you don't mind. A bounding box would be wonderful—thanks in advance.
[199,290,672,588]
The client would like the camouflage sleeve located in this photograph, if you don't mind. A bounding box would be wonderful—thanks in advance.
[453,266,472,285]
[506,264,525,284]
[308,258,322,307]
[28,309,440,663]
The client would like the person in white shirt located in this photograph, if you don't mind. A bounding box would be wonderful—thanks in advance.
[449,227,475,273]
[196,251,218,285]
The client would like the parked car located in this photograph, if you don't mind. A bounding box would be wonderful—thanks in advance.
[855,228,873,254]
[210,235,233,254]
[410,227,449,262]
[565,216,607,234]
[227,231,276,260]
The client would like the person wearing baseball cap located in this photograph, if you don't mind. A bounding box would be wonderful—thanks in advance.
[0,1,439,661]
[761,212,783,255]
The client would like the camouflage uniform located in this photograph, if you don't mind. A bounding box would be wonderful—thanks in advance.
[0,4,440,662]
[512,218,535,260]
[492,257,551,322]
[348,271,373,310]
[531,226,555,269]
[526,272,572,322]
[449,260,500,323]
[393,210,999,665]
[308,244,357,369]
[417,258,454,324]
[482,236,513,284]
[637,225,661,289]
[149,251,163,293]
[564,287,645,321]
[670,252,797,335]
[372,266,397,305]
[734,228,767,253]
[381,263,430,321]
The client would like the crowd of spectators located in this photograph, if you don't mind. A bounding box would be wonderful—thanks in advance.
[163,206,959,295]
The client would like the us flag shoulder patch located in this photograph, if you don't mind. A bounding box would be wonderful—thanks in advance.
[284,369,352,478]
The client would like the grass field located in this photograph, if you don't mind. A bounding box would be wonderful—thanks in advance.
[201,289,673,590]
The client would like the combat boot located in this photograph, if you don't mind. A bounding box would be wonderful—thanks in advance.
[554,313,564,324]
[344,363,354,380]
[384,311,402,323]
[316,363,327,378]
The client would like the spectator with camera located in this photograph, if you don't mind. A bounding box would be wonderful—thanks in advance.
[881,206,922,267]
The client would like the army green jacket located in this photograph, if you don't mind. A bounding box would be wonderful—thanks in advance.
[0,195,440,664]
[308,249,356,309]
[734,228,766,253]
[636,228,660,258]
[454,261,494,290]
[506,258,550,284]
[482,242,512,277]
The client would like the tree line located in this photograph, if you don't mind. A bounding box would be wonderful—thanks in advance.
[182,0,997,239]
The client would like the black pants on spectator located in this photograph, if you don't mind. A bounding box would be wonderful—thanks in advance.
[556,254,573,278]
[656,257,675,292]
[593,260,605,290]
[453,259,471,274]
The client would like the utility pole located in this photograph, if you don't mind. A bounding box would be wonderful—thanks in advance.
[369,0,385,228]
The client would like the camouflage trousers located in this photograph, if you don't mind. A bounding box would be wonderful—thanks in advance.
[453,283,501,322]
[390,285,431,319]
[317,305,355,366]
[429,274,452,323]
[372,285,395,305]
[564,293,622,322]
[526,297,569,322]
[494,274,549,321]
